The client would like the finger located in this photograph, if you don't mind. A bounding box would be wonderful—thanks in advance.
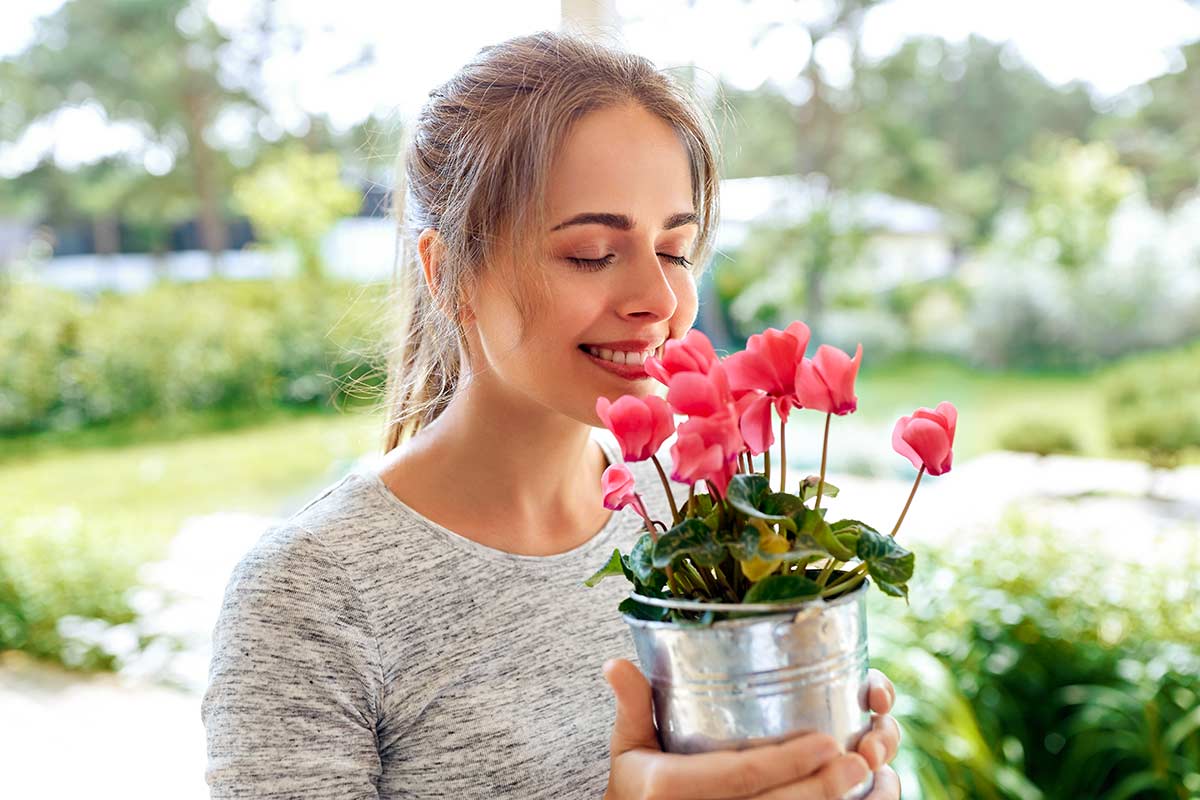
[603,658,661,755]
[856,715,901,771]
[866,669,895,715]
[645,732,842,799]
[745,753,873,800]
[862,765,901,800]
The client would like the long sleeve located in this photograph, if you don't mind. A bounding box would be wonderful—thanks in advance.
[201,524,385,799]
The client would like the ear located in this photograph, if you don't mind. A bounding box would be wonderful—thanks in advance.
[418,228,475,324]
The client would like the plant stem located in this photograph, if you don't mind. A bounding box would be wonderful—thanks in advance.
[764,448,771,486]
[685,482,695,516]
[822,570,865,598]
[650,454,680,525]
[814,412,831,512]
[827,561,866,590]
[683,559,718,599]
[889,466,925,538]
[815,557,840,588]
[747,452,755,474]
[635,496,679,595]
[824,466,928,593]
[779,413,787,494]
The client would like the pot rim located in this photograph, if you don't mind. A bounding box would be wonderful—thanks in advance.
[621,577,870,629]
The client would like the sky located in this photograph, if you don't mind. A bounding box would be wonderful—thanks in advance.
[2,0,1199,177]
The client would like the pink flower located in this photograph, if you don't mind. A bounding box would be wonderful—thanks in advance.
[670,410,743,499]
[601,464,646,514]
[723,321,810,420]
[644,329,719,385]
[794,343,863,416]
[736,391,775,455]
[665,362,735,418]
[892,402,957,475]
[595,394,675,462]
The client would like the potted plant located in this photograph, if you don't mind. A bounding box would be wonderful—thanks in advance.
[585,324,957,800]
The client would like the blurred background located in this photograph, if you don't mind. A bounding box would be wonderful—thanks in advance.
[1,0,1198,797]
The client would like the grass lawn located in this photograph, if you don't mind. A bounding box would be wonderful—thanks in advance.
[1,406,385,552]
[0,406,386,669]
[0,358,1119,537]
[854,356,1110,460]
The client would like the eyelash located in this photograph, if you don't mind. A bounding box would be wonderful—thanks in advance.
[566,254,693,272]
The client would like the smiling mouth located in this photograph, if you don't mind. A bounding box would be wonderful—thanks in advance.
[577,345,654,378]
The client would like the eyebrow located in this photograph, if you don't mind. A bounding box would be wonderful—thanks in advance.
[549,211,699,232]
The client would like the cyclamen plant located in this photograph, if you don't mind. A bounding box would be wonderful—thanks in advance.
[584,323,958,623]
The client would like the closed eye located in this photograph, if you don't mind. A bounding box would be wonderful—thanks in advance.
[566,253,694,272]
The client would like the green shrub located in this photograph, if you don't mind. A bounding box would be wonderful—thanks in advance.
[0,283,83,431]
[869,511,1200,799]
[997,420,1081,457]
[0,278,390,436]
[1103,341,1200,469]
[0,509,158,670]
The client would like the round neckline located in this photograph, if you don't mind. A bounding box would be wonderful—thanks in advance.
[359,431,632,568]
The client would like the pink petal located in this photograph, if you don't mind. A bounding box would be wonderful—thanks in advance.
[812,343,861,415]
[738,392,775,455]
[935,401,958,446]
[723,349,778,395]
[891,415,923,470]
[900,417,952,476]
[794,357,834,413]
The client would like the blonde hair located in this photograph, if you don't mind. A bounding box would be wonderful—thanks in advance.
[382,31,721,453]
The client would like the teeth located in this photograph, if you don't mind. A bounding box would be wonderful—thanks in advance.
[585,345,654,366]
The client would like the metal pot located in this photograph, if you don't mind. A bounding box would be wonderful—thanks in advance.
[622,579,874,799]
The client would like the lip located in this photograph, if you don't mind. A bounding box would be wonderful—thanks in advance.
[579,347,652,380]
[580,338,663,352]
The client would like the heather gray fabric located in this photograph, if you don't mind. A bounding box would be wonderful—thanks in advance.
[201,430,685,799]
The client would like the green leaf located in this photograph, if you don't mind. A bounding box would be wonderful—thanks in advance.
[720,524,761,562]
[722,524,827,565]
[583,547,626,587]
[794,506,855,561]
[726,474,793,524]
[856,528,915,600]
[653,518,727,569]
[762,491,807,517]
[829,519,877,557]
[628,533,667,592]
[618,596,669,621]
[743,574,822,604]
[688,492,714,517]
[799,476,840,503]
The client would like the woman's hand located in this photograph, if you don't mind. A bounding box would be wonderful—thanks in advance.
[602,659,901,799]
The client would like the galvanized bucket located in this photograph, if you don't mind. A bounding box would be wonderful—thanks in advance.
[622,579,874,799]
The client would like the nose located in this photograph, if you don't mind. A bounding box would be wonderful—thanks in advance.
[618,248,678,322]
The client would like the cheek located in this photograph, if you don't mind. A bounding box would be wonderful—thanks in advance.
[670,271,700,334]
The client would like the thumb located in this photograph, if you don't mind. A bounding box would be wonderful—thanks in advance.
[603,658,661,755]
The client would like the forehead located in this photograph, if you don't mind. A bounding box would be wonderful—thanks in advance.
[544,102,695,226]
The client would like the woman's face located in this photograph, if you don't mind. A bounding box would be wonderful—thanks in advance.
[467,101,701,426]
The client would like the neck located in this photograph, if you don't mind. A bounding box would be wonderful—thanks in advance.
[400,372,609,532]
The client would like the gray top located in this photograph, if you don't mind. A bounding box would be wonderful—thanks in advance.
[201,429,684,799]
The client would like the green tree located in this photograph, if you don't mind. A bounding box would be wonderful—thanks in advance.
[232,144,360,281]
[847,35,1098,248]
[2,0,266,268]
[1099,40,1200,210]
[1013,138,1135,271]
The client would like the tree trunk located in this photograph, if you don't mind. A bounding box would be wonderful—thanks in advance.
[92,213,120,255]
[182,80,227,276]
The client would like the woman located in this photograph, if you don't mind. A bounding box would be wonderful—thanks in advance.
[202,31,901,799]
